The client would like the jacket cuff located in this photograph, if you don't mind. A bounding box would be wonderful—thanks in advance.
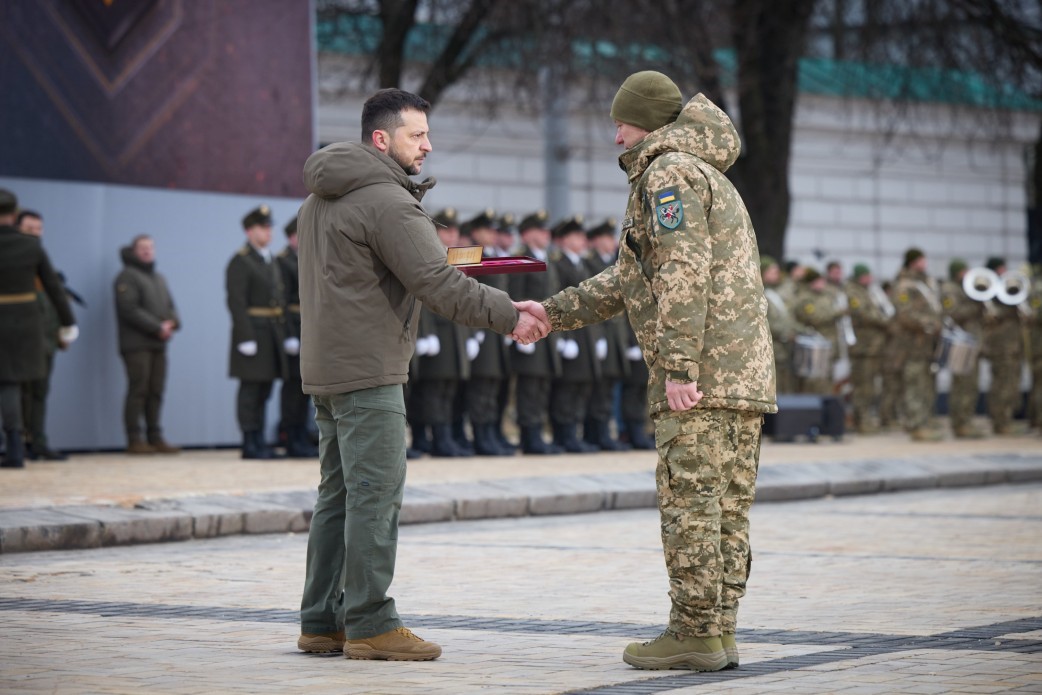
[541,299,562,332]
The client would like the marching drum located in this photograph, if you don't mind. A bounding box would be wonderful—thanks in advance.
[935,325,979,376]
[793,333,833,380]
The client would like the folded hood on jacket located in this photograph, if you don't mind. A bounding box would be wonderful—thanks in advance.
[120,245,154,273]
[302,141,435,200]
[621,93,741,179]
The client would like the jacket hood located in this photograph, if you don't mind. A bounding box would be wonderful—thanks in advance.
[303,141,436,201]
[620,93,741,180]
[120,246,154,273]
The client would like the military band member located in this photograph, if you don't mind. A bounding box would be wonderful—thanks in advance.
[761,256,805,394]
[583,218,629,451]
[878,279,904,429]
[462,209,514,456]
[1027,269,1042,431]
[792,268,843,394]
[277,217,317,458]
[548,216,600,453]
[845,264,891,433]
[893,248,943,441]
[982,256,1026,435]
[226,205,288,459]
[940,260,988,438]
[508,210,563,454]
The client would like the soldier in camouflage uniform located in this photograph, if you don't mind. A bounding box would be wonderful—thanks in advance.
[878,279,905,429]
[893,248,943,441]
[845,264,891,433]
[761,256,805,394]
[792,268,842,395]
[524,73,777,672]
[584,218,630,451]
[1027,269,1042,431]
[226,205,288,459]
[940,260,987,438]
[982,257,1026,435]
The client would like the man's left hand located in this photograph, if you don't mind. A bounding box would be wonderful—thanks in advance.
[666,379,703,412]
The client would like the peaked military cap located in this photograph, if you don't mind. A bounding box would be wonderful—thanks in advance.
[551,215,585,239]
[518,210,549,233]
[496,212,516,232]
[432,207,458,227]
[465,208,496,231]
[284,216,298,237]
[242,205,273,229]
[586,217,617,240]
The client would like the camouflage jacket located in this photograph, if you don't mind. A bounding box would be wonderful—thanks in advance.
[542,94,777,418]
[763,284,804,363]
[940,278,984,339]
[846,280,890,357]
[793,285,843,355]
[893,268,942,361]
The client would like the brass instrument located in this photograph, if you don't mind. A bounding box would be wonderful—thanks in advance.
[962,266,1031,317]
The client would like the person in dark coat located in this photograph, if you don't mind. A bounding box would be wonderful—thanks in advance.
[548,216,600,453]
[226,205,288,459]
[277,217,318,458]
[0,189,77,468]
[583,218,630,451]
[114,235,181,454]
[507,211,563,454]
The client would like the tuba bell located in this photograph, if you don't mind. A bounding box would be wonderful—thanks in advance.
[996,270,1030,307]
[962,267,1001,302]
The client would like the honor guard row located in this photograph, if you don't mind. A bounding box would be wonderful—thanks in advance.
[406,207,654,457]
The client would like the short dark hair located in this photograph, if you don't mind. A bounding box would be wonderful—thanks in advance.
[361,88,431,141]
[17,210,41,224]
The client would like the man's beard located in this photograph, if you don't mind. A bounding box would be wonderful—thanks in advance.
[388,142,422,175]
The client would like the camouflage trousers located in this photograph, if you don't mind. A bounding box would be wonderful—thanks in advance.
[653,408,762,637]
[948,360,980,430]
[1032,360,1042,429]
[901,359,936,431]
[849,355,881,427]
[988,357,1021,430]
[879,357,904,427]
[774,356,797,394]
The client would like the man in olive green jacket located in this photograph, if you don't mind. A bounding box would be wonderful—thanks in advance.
[295,89,544,662]
[522,73,776,673]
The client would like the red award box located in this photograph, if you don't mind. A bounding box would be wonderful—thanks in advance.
[446,246,546,277]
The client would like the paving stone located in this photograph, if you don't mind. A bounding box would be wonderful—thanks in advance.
[0,508,102,553]
[418,481,530,520]
[58,505,193,547]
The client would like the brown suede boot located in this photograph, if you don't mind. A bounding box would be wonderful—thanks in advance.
[297,630,345,653]
[148,437,181,454]
[343,627,441,661]
[126,440,156,455]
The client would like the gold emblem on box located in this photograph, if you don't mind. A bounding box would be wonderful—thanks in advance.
[446,246,483,266]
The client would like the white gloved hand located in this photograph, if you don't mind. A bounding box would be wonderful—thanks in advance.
[558,339,579,360]
[475,330,486,344]
[426,335,441,356]
[503,335,514,346]
[625,345,643,361]
[595,337,608,360]
[415,336,431,356]
[515,340,536,354]
[466,337,480,361]
[237,340,258,356]
[283,337,301,355]
[58,324,79,344]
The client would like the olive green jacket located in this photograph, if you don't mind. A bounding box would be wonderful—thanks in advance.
[115,247,180,354]
[543,94,777,418]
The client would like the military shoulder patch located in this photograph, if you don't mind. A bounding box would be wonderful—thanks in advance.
[898,293,909,303]
[850,298,860,309]
[804,304,815,314]
[654,188,683,232]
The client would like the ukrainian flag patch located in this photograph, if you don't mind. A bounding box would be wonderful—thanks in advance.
[654,187,683,231]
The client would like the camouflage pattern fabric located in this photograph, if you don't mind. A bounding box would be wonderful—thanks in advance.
[846,281,891,428]
[655,409,762,636]
[763,286,804,393]
[792,285,842,395]
[893,268,943,431]
[983,301,1025,431]
[940,279,985,430]
[1027,284,1042,428]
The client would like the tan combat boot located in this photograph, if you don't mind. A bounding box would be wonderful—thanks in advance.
[953,424,987,439]
[622,630,728,671]
[343,627,441,661]
[297,630,345,653]
[909,428,943,442]
[148,437,181,454]
[722,632,739,669]
[126,439,156,455]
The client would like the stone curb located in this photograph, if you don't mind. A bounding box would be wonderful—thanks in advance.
[1,453,1039,554]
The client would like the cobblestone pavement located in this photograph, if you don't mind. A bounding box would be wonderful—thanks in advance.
[1,483,1040,694]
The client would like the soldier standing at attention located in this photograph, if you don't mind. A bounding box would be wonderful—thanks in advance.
[548,215,600,453]
[1027,270,1042,431]
[226,205,287,459]
[277,217,317,458]
[792,268,843,394]
[519,72,776,672]
[0,189,78,469]
[463,209,515,456]
[982,256,1026,435]
[940,260,988,438]
[114,235,181,454]
[584,218,630,451]
[17,210,70,461]
[845,263,891,433]
[893,248,944,441]
[508,211,564,454]
[761,256,804,395]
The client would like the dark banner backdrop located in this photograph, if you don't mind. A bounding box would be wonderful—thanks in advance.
[0,0,312,197]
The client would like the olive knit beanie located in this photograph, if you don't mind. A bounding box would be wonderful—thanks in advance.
[610,71,683,133]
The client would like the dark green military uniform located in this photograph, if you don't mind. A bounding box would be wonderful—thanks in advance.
[583,219,630,450]
[507,211,563,454]
[277,217,317,458]
[549,216,600,453]
[415,303,472,456]
[940,262,986,436]
[226,206,287,457]
[620,316,654,448]
[846,268,891,433]
[22,274,65,459]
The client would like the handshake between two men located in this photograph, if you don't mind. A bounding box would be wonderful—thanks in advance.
[506,300,703,413]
